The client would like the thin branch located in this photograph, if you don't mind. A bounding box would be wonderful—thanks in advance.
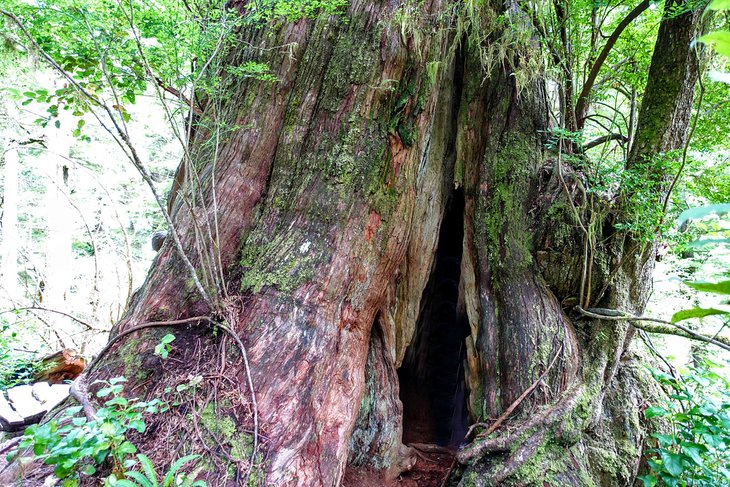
[582,133,629,151]
[0,9,213,309]
[659,65,705,220]
[575,0,651,127]
[575,306,730,353]
[476,344,564,439]
[154,77,202,114]
[638,330,678,378]
[0,306,95,330]
[70,379,97,420]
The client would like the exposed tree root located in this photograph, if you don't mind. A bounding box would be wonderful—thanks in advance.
[457,384,586,463]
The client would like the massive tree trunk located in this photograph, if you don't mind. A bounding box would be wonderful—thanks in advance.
[4,0,701,486]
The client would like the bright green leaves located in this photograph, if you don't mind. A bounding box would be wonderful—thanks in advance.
[153,334,176,359]
[670,204,730,324]
[111,454,205,487]
[699,31,730,58]
[677,203,730,225]
[699,0,730,83]
[245,0,348,23]
[671,307,730,323]
[684,280,730,294]
[644,363,730,486]
[14,377,173,486]
[707,0,730,9]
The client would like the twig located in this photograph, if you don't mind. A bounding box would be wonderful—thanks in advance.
[457,384,586,463]
[0,306,95,330]
[638,330,677,378]
[0,9,213,309]
[476,344,564,439]
[575,306,730,352]
[89,316,214,368]
[464,421,490,440]
[440,458,457,487]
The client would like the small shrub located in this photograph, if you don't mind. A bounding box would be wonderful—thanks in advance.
[640,361,730,487]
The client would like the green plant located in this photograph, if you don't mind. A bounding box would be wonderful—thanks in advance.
[154,334,176,360]
[670,204,730,324]
[16,377,167,485]
[640,361,730,487]
[110,453,205,487]
[0,319,44,389]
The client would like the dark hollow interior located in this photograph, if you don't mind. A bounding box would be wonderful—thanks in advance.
[399,189,470,447]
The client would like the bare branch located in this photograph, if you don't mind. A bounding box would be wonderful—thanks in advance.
[575,306,730,353]
[575,0,651,127]
[582,133,629,151]
[0,306,95,331]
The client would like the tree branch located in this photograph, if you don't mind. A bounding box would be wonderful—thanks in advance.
[154,77,202,115]
[0,306,95,331]
[476,344,564,439]
[575,306,730,353]
[582,133,629,151]
[575,0,650,127]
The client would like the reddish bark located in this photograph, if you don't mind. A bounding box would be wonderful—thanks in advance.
[5,1,701,486]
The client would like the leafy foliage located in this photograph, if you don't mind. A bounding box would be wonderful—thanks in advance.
[110,454,205,487]
[0,318,43,388]
[14,377,176,486]
[641,362,730,487]
[153,334,176,360]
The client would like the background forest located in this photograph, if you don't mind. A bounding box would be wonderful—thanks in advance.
[1,0,730,486]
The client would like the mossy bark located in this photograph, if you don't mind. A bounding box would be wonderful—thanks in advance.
[4,1,701,486]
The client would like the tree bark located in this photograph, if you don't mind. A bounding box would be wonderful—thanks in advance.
[4,0,703,486]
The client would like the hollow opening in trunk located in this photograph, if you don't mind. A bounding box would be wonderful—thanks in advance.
[399,188,470,447]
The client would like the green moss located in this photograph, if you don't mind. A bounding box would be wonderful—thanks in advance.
[397,119,415,147]
[481,136,535,274]
[198,403,263,485]
[117,337,146,381]
[462,470,479,486]
[320,14,380,113]
[239,230,316,294]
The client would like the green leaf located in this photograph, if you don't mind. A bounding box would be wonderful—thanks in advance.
[653,433,675,447]
[111,480,141,487]
[659,451,685,477]
[708,0,730,10]
[687,238,730,248]
[671,307,730,323]
[645,406,668,418]
[637,474,657,487]
[105,396,129,407]
[137,454,158,487]
[680,442,706,466]
[97,387,114,397]
[81,465,96,475]
[685,280,730,295]
[677,204,730,225]
[162,454,200,487]
[128,420,146,433]
[700,31,730,58]
[117,441,137,455]
[125,471,155,487]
